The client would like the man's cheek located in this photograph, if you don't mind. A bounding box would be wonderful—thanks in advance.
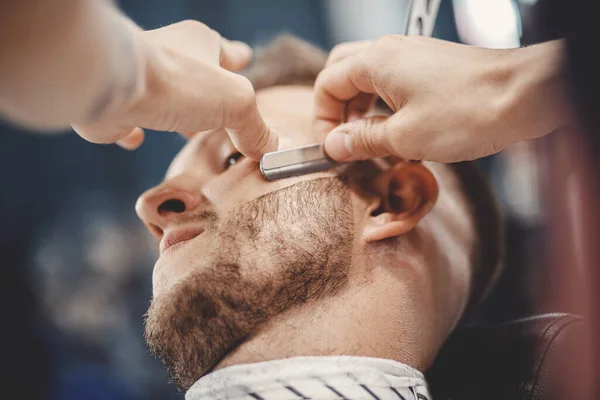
[151,263,169,299]
[203,169,285,210]
[152,250,201,299]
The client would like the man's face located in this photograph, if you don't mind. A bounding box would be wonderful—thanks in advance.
[137,86,358,390]
[136,85,476,391]
[139,86,344,298]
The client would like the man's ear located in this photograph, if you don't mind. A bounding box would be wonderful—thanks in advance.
[363,162,439,243]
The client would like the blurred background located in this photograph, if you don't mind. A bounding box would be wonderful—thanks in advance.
[0,0,574,399]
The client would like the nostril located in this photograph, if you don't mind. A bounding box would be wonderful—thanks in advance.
[147,223,163,238]
[158,199,186,215]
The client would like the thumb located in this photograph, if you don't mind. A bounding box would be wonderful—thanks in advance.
[324,116,393,161]
[220,39,253,71]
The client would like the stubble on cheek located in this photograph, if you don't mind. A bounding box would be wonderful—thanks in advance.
[144,178,355,390]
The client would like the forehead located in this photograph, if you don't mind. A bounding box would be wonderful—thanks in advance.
[167,85,323,178]
[255,85,318,143]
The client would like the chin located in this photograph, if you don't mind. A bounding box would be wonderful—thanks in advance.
[152,256,199,300]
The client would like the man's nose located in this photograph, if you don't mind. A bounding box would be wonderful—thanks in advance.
[135,184,201,238]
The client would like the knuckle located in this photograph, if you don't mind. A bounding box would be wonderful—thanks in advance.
[371,35,403,63]
[354,54,371,82]
[177,20,216,37]
[335,41,352,51]
[327,47,342,63]
[177,19,202,30]
[330,42,350,58]
[375,34,404,48]
[370,42,390,62]
[208,28,222,42]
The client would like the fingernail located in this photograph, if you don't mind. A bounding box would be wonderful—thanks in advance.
[325,130,352,160]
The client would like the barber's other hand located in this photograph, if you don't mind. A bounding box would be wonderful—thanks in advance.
[314,36,569,162]
[72,20,276,160]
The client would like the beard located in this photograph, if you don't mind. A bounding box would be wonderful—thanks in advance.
[144,177,354,391]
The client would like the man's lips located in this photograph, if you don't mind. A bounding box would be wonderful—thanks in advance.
[160,227,205,254]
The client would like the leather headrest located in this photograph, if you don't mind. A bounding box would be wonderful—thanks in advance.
[427,313,590,400]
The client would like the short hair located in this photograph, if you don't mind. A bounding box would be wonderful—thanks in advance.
[243,34,504,314]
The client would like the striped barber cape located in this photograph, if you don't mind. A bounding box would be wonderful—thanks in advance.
[186,356,431,400]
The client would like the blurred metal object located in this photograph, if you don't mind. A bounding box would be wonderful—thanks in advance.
[260,144,336,181]
[453,0,522,48]
[453,0,545,224]
[406,0,442,36]
[264,0,443,181]
[323,0,441,43]
[323,0,412,43]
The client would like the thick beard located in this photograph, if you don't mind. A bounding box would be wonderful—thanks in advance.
[144,178,354,391]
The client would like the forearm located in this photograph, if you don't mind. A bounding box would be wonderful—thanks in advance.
[504,39,573,140]
[0,0,147,130]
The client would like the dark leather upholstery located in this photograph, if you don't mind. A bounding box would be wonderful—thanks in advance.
[427,313,590,400]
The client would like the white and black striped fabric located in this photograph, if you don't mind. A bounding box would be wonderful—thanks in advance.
[186,356,431,400]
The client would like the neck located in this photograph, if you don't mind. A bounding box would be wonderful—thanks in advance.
[214,264,439,374]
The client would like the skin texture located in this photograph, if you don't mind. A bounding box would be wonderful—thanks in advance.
[136,85,476,391]
[73,19,277,160]
[144,177,354,389]
[0,2,275,159]
[313,36,572,163]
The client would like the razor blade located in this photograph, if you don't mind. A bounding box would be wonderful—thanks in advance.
[260,143,337,181]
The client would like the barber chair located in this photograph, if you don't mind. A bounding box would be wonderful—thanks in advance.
[427,313,589,400]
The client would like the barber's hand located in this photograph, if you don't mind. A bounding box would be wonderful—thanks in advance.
[314,36,568,162]
[72,20,276,160]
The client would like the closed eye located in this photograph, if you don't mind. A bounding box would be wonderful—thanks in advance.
[224,151,244,170]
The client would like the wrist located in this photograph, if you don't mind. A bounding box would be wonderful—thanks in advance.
[118,27,154,115]
[503,40,572,140]
[76,11,148,130]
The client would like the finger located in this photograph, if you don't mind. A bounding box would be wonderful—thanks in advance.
[324,116,394,161]
[116,127,145,150]
[179,131,196,140]
[220,39,253,71]
[326,41,372,66]
[222,75,278,161]
[313,54,374,134]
